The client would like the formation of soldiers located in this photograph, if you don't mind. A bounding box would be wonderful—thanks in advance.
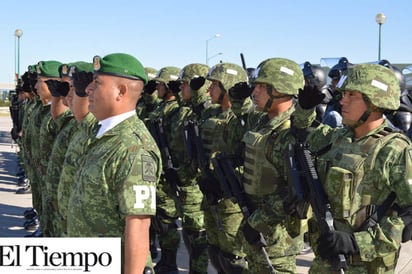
[9,53,412,274]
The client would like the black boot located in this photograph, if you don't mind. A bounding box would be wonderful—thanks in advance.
[154,248,179,274]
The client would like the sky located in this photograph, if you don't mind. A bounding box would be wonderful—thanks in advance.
[0,0,411,84]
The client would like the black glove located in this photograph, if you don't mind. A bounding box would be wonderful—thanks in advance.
[144,80,157,95]
[164,168,181,186]
[45,80,70,97]
[190,76,206,91]
[398,206,412,242]
[241,222,267,248]
[317,231,359,259]
[229,82,252,100]
[72,71,93,97]
[298,84,326,109]
[167,80,181,94]
[198,176,222,205]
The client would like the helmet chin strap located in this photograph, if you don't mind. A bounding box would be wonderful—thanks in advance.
[217,82,226,105]
[263,85,289,112]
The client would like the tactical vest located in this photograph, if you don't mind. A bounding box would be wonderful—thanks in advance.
[310,128,411,270]
[200,112,233,160]
[315,129,409,230]
[242,119,290,197]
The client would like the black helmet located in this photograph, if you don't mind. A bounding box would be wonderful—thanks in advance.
[328,57,352,79]
[378,59,406,92]
[302,62,327,91]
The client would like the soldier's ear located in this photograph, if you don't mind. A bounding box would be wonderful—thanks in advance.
[117,83,128,100]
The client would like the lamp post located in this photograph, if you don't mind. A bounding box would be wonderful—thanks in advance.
[375,13,386,61]
[206,33,220,65]
[14,29,23,83]
[207,52,223,65]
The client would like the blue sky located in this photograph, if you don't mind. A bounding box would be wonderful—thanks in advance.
[0,0,411,84]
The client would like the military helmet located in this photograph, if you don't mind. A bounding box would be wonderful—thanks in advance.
[154,66,180,84]
[253,58,304,95]
[328,57,352,79]
[302,61,327,90]
[378,59,406,91]
[145,67,158,81]
[336,63,400,110]
[179,63,209,82]
[207,63,248,92]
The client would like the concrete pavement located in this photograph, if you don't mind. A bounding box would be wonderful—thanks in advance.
[0,111,411,273]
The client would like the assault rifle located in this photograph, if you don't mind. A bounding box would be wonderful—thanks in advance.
[183,118,224,229]
[285,138,346,273]
[149,118,182,214]
[212,152,276,274]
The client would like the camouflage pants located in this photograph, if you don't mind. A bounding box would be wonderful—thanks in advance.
[179,184,208,273]
[204,198,247,274]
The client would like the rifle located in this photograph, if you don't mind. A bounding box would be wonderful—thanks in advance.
[212,152,276,274]
[285,141,346,273]
[149,117,183,215]
[183,118,224,229]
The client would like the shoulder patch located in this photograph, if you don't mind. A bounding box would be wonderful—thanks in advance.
[142,154,156,182]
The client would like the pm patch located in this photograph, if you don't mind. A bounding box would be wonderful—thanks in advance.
[142,154,156,182]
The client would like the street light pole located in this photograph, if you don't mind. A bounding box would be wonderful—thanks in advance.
[375,13,386,61]
[207,52,223,65]
[206,33,220,65]
[14,29,23,82]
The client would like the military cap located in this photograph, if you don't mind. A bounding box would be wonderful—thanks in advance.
[207,63,248,92]
[254,58,304,95]
[179,63,210,83]
[93,53,148,84]
[154,66,180,84]
[59,64,72,78]
[336,63,400,110]
[69,61,93,76]
[145,67,158,81]
[36,60,62,78]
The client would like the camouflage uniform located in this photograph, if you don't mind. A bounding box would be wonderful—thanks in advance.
[236,58,306,273]
[167,64,212,273]
[194,63,250,273]
[147,66,182,273]
[293,64,412,273]
[67,115,161,264]
[44,110,76,236]
[57,112,97,236]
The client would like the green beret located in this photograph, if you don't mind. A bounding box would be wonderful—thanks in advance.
[69,61,93,76]
[93,53,147,84]
[36,60,62,78]
[59,63,72,78]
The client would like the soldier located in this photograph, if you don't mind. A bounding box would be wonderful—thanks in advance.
[57,62,97,237]
[147,66,182,274]
[295,63,412,273]
[44,62,90,236]
[67,53,161,273]
[194,62,250,273]
[164,63,211,273]
[236,58,306,273]
[136,67,162,119]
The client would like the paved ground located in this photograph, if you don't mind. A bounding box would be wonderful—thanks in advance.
[0,110,411,273]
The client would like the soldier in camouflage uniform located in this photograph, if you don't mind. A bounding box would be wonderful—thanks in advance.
[136,67,162,119]
[45,62,93,237]
[194,63,250,273]
[163,63,211,273]
[57,62,97,237]
[34,60,63,236]
[294,63,412,273]
[67,53,161,273]
[231,58,306,273]
[147,66,182,274]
